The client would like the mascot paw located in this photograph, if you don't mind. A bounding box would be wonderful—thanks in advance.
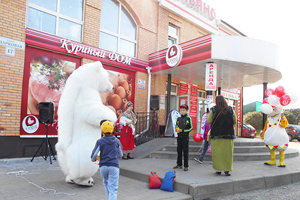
[264,160,277,166]
[55,142,65,152]
[75,177,94,187]
[65,176,75,184]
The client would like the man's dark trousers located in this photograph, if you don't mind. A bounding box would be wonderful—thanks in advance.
[177,133,189,168]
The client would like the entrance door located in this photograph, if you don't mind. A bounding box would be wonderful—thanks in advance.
[197,99,208,132]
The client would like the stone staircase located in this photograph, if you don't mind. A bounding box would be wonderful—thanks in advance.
[149,137,299,161]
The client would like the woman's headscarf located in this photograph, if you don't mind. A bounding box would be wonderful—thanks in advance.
[123,102,137,124]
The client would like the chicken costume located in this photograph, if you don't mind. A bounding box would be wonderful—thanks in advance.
[261,86,292,167]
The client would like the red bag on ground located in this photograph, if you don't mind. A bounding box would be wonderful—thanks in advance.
[149,171,162,189]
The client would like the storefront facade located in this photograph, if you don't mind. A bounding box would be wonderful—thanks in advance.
[0,0,281,158]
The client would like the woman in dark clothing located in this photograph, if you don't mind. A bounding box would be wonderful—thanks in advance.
[207,95,237,176]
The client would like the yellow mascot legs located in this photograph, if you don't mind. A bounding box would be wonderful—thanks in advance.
[264,150,276,166]
[278,151,286,167]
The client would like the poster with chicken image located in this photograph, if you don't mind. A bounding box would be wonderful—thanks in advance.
[20,47,81,137]
[20,47,135,137]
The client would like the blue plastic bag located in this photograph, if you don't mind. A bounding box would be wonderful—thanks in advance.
[160,170,176,192]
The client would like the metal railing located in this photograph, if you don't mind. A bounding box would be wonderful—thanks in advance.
[135,111,160,146]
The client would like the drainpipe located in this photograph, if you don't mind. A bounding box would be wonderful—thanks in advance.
[136,67,151,137]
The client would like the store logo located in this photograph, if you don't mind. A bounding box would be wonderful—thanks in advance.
[166,44,183,67]
[22,115,39,134]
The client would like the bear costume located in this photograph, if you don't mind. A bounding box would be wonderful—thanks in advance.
[56,61,117,186]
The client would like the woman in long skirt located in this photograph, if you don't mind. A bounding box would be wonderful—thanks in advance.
[119,102,137,159]
[207,95,237,176]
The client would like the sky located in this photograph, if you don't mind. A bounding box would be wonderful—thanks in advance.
[208,0,300,108]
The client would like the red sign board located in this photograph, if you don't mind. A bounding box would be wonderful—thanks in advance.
[180,82,189,95]
[190,85,198,131]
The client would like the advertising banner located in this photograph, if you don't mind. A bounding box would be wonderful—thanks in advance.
[190,84,198,131]
[205,63,217,91]
[20,47,135,137]
[179,82,189,95]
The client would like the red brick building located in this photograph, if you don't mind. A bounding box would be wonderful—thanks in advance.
[0,0,281,158]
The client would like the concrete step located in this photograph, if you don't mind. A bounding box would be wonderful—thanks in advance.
[162,145,269,153]
[119,157,300,200]
[150,148,299,161]
[185,139,265,147]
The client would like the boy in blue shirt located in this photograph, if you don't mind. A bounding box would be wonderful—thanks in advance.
[91,120,123,200]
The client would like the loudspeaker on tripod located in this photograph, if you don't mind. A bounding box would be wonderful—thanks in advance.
[38,102,55,124]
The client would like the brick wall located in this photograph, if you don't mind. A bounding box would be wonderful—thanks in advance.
[0,0,26,136]
[0,0,214,136]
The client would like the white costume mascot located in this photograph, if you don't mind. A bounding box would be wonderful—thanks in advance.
[56,61,117,186]
[260,86,292,167]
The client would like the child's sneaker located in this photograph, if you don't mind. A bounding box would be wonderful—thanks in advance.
[173,165,182,169]
[194,158,203,164]
[184,167,188,171]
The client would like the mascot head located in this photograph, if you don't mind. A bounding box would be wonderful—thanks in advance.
[260,86,293,116]
[66,61,113,93]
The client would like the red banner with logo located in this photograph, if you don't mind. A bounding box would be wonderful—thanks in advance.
[20,47,135,137]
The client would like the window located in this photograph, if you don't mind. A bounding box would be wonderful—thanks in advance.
[27,0,83,42]
[168,24,179,47]
[165,83,178,96]
[198,90,206,99]
[100,0,137,57]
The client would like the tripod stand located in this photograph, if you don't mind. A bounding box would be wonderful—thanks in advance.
[31,124,56,164]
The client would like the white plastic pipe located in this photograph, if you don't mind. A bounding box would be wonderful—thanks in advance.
[136,67,151,137]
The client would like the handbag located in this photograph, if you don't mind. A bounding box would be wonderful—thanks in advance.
[207,110,223,142]
[149,171,162,189]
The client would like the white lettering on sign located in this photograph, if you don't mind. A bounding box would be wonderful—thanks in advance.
[205,63,217,91]
[60,39,132,65]
[177,0,216,21]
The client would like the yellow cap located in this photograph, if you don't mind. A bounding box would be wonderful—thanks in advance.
[100,121,114,134]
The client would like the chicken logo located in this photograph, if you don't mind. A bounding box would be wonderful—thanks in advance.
[166,44,183,68]
[168,46,177,58]
[22,115,39,134]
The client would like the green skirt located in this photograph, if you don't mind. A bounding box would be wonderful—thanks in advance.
[211,139,234,172]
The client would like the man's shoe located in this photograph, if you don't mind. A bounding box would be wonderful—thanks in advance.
[216,171,221,175]
[184,167,188,171]
[194,158,203,164]
[173,165,182,169]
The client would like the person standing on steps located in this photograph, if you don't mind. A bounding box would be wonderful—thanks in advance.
[194,108,211,164]
[173,104,193,171]
[207,95,236,176]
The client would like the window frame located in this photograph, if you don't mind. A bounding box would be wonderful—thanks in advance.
[100,0,138,57]
[27,0,85,42]
[168,23,179,47]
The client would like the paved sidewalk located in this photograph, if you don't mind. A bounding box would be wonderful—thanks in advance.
[0,158,191,200]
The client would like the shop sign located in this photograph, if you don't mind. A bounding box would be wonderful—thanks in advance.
[22,115,39,134]
[60,39,132,65]
[221,90,239,100]
[175,0,216,21]
[166,44,183,67]
[205,63,217,91]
